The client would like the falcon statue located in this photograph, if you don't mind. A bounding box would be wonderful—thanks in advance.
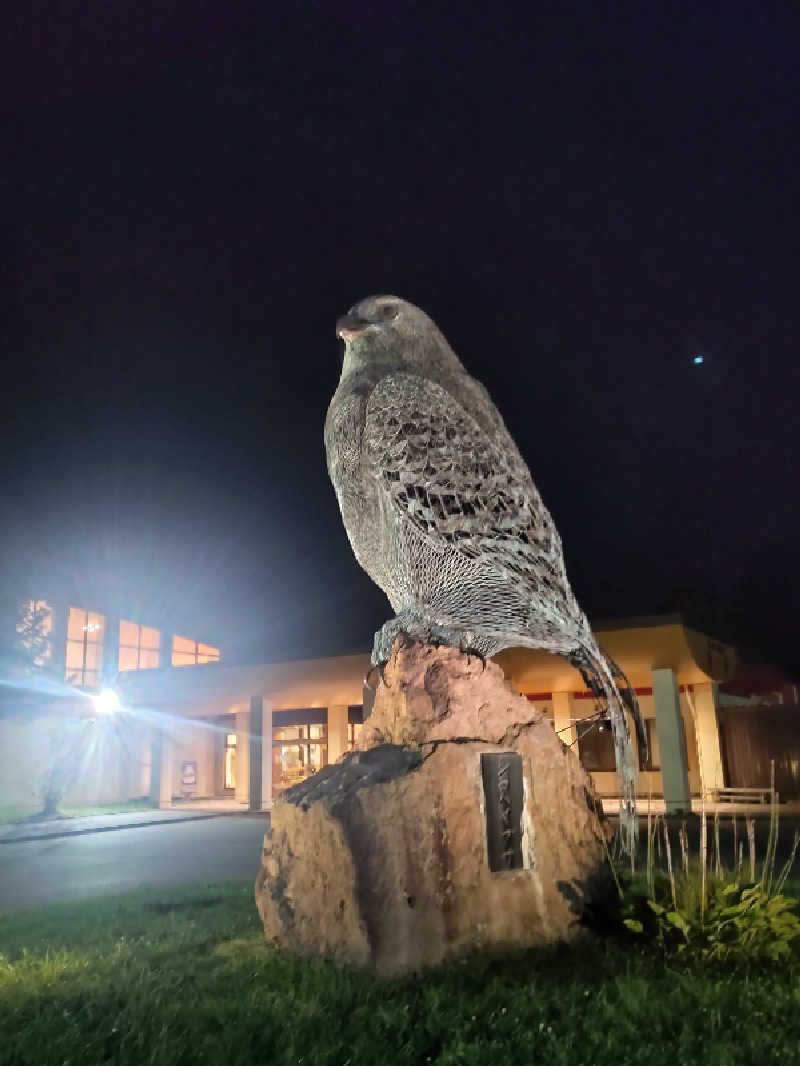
[325,295,643,845]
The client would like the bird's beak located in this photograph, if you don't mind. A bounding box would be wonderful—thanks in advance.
[336,312,369,341]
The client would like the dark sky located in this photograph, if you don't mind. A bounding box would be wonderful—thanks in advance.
[2,2,799,668]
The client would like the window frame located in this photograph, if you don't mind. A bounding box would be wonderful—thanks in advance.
[118,620,161,672]
[171,635,220,667]
[65,606,105,688]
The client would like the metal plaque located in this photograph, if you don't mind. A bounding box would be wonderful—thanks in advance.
[480,752,524,872]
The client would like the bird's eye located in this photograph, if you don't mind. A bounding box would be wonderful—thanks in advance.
[379,304,398,320]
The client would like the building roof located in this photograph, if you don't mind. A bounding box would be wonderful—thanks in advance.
[118,616,737,718]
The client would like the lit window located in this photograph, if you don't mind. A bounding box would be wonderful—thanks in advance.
[119,621,161,671]
[347,722,363,750]
[171,635,220,667]
[273,724,304,741]
[17,600,53,666]
[224,733,237,790]
[347,705,364,751]
[66,607,105,688]
[577,717,616,773]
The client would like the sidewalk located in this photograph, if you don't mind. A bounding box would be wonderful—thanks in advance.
[6,795,795,846]
[0,806,265,845]
[601,797,800,817]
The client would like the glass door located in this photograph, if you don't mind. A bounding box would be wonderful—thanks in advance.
[272,721,327,796]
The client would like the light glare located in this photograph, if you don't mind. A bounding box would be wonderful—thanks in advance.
[93,688,122,715]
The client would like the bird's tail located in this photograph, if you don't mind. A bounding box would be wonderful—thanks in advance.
[568,643,647,855]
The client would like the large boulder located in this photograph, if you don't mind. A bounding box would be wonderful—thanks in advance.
[256,638,607,975]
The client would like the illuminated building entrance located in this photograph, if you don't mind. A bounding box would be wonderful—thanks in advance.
[272,709,328,796]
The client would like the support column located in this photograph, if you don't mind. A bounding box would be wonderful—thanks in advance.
[261,699,272,811]
[149,733,161,805]
[158,736,174,809]
[652,668,690,814]
[140,733,153,798]
[235,707,250,806]
[552,691,577,749]
[327,704,349,764]
[691,682,725,799]
[248,695,263,812]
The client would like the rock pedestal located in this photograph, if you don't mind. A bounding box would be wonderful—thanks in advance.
[255,638,607,976]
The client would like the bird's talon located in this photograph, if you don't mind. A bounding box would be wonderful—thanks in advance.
[464,647,487,672]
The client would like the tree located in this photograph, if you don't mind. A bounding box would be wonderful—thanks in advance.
[15,599,53,669]
[36,726,85,818]
[8,599,83,819]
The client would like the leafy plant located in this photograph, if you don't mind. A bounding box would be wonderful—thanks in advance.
[607,785,800,965]
[701,882,800,962]
[618,868,800,964]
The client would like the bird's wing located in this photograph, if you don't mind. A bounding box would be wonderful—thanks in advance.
[364,372,574,601]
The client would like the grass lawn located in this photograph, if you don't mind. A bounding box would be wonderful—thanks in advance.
[60,798,157,819]
[0,806,38,825]
[0,799,157,826]
[2,882,800,1066]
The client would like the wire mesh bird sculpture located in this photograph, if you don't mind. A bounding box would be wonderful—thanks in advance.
[325,295,644,849]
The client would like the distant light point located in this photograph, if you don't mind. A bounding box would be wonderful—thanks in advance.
[693,355,704,365]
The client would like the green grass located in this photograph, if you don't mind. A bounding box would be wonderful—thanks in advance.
[60,798,157,818]
[0,798,157,825]
[2,883,800,1065]
[0,806,38,825]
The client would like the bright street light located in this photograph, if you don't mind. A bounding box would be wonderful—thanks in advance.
[92,688,122,715]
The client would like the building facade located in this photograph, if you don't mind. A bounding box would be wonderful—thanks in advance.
[117,615,797,813]
[5,600,799,816]
[0,591,221,812]
[12,597,221,686]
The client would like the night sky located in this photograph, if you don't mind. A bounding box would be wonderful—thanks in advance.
[2,3,799,669]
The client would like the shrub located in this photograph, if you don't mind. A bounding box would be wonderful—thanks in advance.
[606,790,800,966]
[618,868,800,964]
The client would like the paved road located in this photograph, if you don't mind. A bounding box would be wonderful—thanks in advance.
[3,811,797,915]
[0,815,268,912]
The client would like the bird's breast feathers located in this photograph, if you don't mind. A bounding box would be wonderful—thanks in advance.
[363,372,565,584]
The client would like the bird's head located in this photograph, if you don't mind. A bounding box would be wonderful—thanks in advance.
[335,296,463,376]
